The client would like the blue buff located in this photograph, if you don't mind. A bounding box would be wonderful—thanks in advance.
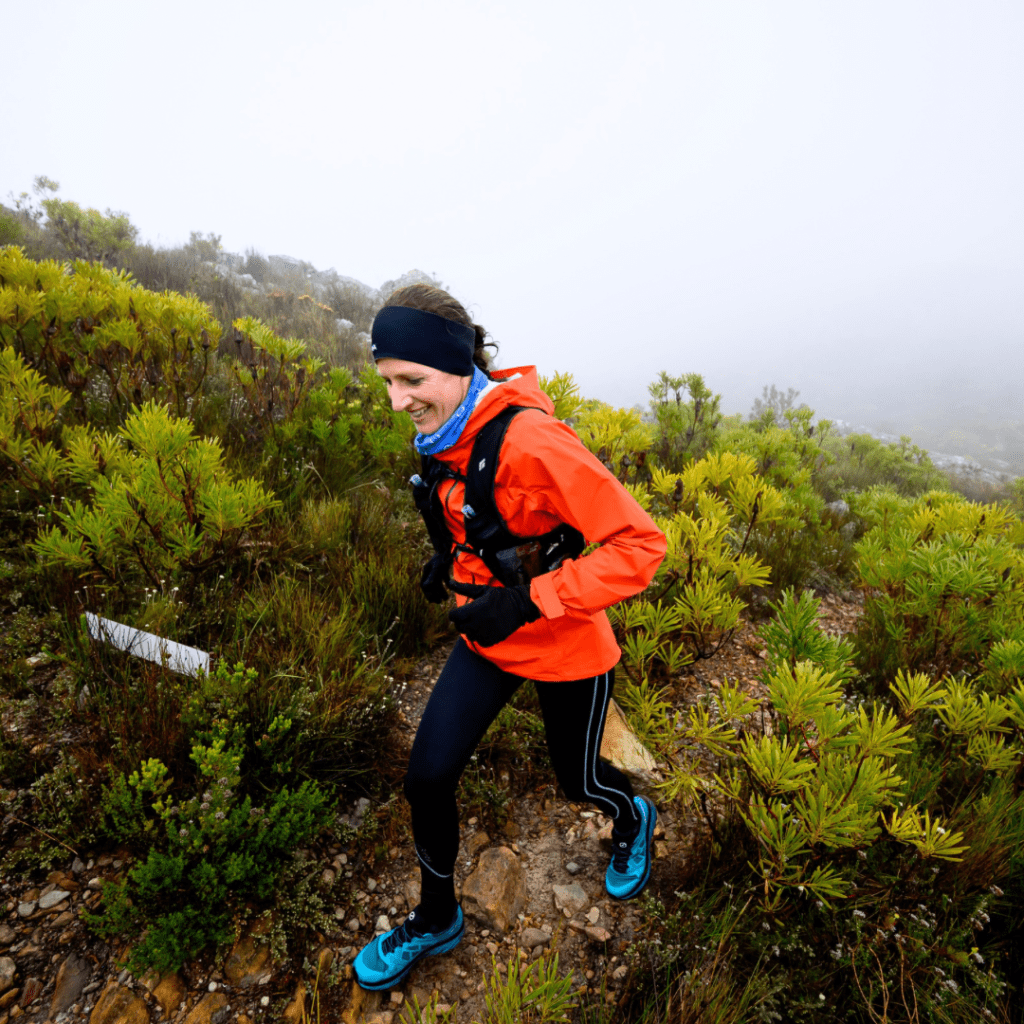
[414,366,492,456]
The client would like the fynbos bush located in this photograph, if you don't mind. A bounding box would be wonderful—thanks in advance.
[852,488,1024,686]
[32,401,278,591]
[607,451,783,678]
[619,587,1020,1021]
[89,696,333,975]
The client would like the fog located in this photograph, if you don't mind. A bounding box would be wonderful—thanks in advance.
[3,0,1021,471]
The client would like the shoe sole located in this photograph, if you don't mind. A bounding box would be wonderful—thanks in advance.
[607,796,657,901]
[355,920,465,991]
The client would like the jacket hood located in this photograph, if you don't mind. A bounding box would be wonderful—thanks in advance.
[434,365,555,464]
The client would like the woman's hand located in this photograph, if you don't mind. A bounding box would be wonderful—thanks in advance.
[447,580,541,647]
[420,554,450,604]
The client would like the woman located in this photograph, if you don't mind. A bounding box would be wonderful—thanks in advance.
[353,285,667,991]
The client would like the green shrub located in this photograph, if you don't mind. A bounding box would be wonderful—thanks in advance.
[719,408,853,594]
[0,207,24,247]
[617,587,1020,1021]
[646,371,723,472]
[820,432,949,499]
[31,399,278,593]
[223,334,416,505]
[1,752,98,872]
[0,246,222,428]
[88,717,333,975]
[39,195,138,265]
[852,488,1024,686]
[606,450,783,680]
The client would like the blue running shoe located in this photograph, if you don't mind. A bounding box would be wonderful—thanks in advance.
[605,796,657,900]
[353,906,464,991]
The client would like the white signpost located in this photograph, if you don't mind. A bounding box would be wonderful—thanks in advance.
[84,613,210,679]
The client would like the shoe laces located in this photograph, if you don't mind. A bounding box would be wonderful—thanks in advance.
[381,916,418,956]
[611,833,636,872]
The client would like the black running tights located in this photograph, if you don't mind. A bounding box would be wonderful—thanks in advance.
[404,637,638,921]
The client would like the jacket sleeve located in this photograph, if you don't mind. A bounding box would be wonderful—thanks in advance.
[497,412,667,619]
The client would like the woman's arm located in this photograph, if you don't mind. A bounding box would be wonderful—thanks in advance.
[497,413,667,619]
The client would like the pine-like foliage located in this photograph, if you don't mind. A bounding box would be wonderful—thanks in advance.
[0,245,220,426]
[31,399,278,589]
[853,487,1024,685]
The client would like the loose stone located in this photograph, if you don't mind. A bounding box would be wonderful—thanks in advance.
[38,890,70,911]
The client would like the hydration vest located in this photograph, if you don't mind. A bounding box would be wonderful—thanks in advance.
[409,405,586,589]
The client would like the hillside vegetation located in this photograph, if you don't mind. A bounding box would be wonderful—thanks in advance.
[1,186,1023,1022]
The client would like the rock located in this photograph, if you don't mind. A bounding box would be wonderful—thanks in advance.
[346,918,360,933]
[0,987,19,1011]
[152,974,186,1016]
[322,868,336,887]
[183,991,229,1024]
[0,926,13,946]
[342,981,381,1024]
[612,964,628,981]
[375,914,390,933]
[827,499,850,517]
[15,903,35,919]
[223,930,272,988]
[584,926,612,943]
[461,847,525,934]
[38,889,70,910]
[520,928,551,949]
[551,882,589,917]
[72,858,85,875]
[565,861,581,875]
[317,947,334,975]
[88,981,149,1024]
[587,907,601,924]
[282,980,306,1024]
[404,877,421,907]
[51,954,91,1015]
[599,699,662,795]
[466,832,490,859]
[19,978,41,1007]
[0,959,14,993]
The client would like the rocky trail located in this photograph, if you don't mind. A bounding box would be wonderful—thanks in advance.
[0,592,863,1024]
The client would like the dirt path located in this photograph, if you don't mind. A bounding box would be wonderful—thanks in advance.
[0,592,863,1024]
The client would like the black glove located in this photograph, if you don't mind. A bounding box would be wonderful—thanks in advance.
[447,580,542,647]
[420,554,450,604]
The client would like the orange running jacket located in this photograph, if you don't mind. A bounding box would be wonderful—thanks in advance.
[429,364,668,682]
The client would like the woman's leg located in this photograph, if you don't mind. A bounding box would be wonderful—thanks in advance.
[403,636,524,929]
[534,665,640,833]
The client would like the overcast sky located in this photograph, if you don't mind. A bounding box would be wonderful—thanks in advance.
[4,0,1022,427]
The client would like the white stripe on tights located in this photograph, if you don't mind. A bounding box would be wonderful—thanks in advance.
[415,844,453,879]
[582,672,638,826]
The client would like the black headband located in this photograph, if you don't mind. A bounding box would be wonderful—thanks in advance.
[370,305,476,376]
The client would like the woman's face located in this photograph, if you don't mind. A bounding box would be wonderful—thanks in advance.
[376,358,472,436]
